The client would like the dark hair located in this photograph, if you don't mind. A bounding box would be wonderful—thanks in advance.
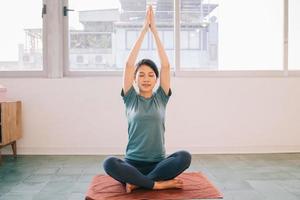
[135,59,159,78]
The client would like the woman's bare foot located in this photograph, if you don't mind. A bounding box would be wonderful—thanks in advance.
[153,178,183,190]
[126,183,139,193]
[126,179,183,193]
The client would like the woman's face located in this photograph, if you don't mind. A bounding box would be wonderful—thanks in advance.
[135,65,157,93]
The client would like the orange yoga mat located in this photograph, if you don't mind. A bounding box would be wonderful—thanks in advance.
[85,172,223,200]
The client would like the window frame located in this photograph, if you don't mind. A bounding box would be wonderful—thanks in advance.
[1,0,298,78]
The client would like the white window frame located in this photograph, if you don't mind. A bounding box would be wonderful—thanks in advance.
[64,0,294,77]
[175,0,290,77]
[1,0,299,78]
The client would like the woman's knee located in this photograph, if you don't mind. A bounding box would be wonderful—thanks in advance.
[103,156,119,173]
[176,150,192,168]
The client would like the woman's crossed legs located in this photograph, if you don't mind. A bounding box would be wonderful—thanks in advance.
[103,150,192,193]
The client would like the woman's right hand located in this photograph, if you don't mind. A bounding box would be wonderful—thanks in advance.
[142,6,151,32]
[149,5,158,33]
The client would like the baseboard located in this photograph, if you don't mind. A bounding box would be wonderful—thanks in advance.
[1,145,300,155]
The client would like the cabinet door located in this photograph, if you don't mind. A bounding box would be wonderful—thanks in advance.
[1,102,22,145]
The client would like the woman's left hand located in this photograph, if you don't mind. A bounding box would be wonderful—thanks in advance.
[149,5,158,33]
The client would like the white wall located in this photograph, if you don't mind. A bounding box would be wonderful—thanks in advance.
[1,76,300,155]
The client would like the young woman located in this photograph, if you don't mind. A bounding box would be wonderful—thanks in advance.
[103,6,191,193]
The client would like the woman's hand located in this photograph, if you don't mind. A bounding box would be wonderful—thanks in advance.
[142,7,151,33]
[149,5,158,33]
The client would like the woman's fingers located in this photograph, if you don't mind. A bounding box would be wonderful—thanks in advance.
[149,5,157,32]
[142,7,151,31]
[148,8,151,21]
[149,6,153,18]
[147,9,151,28]
[146,6,150,28]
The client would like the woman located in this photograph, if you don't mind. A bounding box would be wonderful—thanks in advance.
[103,6,192,193]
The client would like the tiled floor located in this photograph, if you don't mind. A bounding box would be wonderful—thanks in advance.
[0,153,300,200]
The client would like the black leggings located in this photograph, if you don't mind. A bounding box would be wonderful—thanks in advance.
[103,150,192,189]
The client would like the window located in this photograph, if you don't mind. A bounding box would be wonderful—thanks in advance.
[76,55,84,64]
[180,0,218,69]
[70,33,112,49]
[0,0,43,72]
[95,55,103,64]
[180,31,189,49]
[180,0,283,70]
[219,0,283,70]
[189,31,200,49]
[1,0,297,77]
[68,0,174,72]
[126,31,149,50]
[288,0,300,70]
[164,31,174,49]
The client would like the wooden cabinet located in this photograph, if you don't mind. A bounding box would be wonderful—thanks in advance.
[0,101,22,162]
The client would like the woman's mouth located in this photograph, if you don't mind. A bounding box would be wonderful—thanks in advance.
[142,84,151,87]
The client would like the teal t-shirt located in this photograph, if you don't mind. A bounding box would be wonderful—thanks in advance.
[121,85,172,162]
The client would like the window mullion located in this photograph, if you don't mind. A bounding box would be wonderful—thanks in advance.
[45,0,64,78]
[284,0,289,75]
[174,0,180,74]
[43,0,48,76]
[63,0,68,77]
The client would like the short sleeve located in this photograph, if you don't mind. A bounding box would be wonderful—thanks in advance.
[121,85,137,105]
[155,86,172,105]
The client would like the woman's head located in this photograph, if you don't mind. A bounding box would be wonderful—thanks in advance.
[134,59,159,93]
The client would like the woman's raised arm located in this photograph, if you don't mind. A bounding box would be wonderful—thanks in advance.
[149,6,170,95]
[122,8,150,95]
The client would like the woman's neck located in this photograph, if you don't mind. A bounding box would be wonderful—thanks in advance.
[139,91,153,98]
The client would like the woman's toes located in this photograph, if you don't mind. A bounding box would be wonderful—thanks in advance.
[126,183,132,193]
